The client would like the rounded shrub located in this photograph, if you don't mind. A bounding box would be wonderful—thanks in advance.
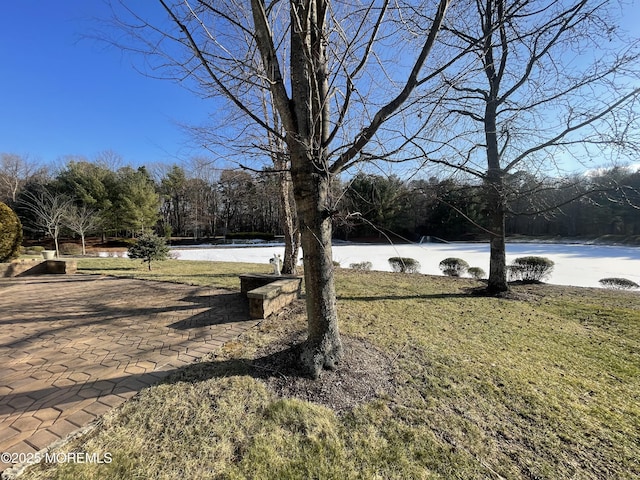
[439,257,469,277]
[599,277,639,290]
[388,257,421,273]
[0,202,23,262]
[60,243,83,256]
[508,256,554,283]
[467,266,486,280]
[350,261,372,271]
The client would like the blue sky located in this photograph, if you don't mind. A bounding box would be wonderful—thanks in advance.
[0,1,214,167]
[1,1,639,172]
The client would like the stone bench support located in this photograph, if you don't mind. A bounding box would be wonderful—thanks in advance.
[239,273,302,319]
[44,260,77,275]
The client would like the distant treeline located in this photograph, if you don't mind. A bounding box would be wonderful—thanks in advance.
[335,169,640,242]
[2,153,638,242]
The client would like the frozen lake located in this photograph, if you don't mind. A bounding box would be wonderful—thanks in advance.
[172,242,640,289]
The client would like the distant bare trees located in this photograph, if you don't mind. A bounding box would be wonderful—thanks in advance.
[20,187,72,258]
[64,205,102,255]
[0,153,44,204]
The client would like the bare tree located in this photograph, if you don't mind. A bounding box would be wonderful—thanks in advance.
[0,153,41,204]
[109,0,456,377]
[64,205,103,255]
[184,42,302,271]
[258,87,301,274]
[20,187,72,258]
[94,149,125,171]
[415,0,640,293]
[186,157,221,238]
[275,160,300,274]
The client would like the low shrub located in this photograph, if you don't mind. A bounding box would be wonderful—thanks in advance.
[332,260,341,267]
[60,243,83,256]
[0,202,23,262]
[467,267,486,280]
[599,277,639,290]
[439,257,469,277]
[350,261,372,271]
[508,256,554,283]
[388,257,421,273]
[101,239,135,248]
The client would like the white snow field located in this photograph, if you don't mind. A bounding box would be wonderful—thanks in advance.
[172,242,640,289]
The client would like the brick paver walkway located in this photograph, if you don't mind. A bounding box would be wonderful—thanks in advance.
[0,275,257,472]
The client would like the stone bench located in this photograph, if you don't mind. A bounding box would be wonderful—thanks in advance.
[239,273,302,319]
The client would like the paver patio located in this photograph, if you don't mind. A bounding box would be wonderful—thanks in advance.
[0,275,257,473]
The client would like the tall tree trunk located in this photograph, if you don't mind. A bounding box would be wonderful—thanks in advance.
[485,98,509,293]
[486,176,508,293]
[252,0,342,377]
[289,0,342,377]
[53,231,60,259]
[278,167,300,275]
[291,152,342,378]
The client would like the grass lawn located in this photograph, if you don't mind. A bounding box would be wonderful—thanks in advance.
[74,257,272,290]
[23,259,640,479]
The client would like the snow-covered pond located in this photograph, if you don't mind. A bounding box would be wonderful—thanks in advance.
[172,242,640,289]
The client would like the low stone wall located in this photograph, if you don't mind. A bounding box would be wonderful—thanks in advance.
[0,259,77,277]
[0,259,42,277]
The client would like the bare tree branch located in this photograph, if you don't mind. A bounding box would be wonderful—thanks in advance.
[329,0,451,174]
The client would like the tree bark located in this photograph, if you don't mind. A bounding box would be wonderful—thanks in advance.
[278,167,300,275]
[483,133,510,293]
[485,175,508,293]
[291,149,342,378]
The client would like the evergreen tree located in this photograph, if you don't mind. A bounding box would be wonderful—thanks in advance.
[128,232,170,270]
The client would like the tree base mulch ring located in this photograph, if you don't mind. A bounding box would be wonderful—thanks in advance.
[250,330,397,415]
[467,284,540,301]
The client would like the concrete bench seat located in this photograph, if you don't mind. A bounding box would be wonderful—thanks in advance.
[240,273,302,319]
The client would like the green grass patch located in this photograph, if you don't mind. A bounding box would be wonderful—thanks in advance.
[16,254,45,260]
[75,257,271,290]
[22,269,640,479]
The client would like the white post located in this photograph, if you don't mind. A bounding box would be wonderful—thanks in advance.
[270,254,282,275]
